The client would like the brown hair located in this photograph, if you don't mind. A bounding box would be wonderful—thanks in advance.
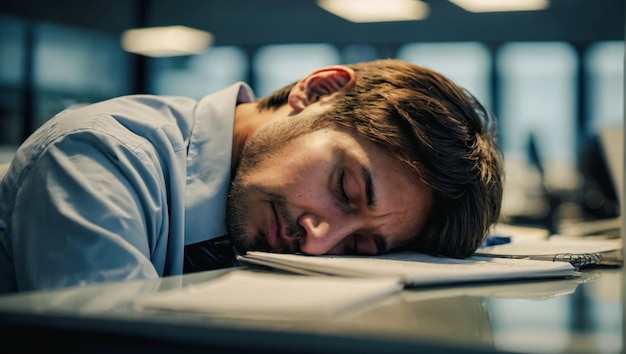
[256,59,503,258]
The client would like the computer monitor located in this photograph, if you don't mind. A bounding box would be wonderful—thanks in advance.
[598,128,624,211]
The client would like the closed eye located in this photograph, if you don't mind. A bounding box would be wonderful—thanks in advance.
[336,169,349,205]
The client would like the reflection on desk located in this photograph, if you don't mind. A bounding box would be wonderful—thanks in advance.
[0,267,622,354]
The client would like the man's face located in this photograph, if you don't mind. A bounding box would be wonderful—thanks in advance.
[227,115,434,256]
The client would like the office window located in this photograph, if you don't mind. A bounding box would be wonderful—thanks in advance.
[497,42,578,190]
[341,43,381,64]
[0,15,25,145]
[34,24,130,95]
[253,44,340,97]
[0,15,25,86]
[150,46,248,98]
[396,42,492,109]
[33,23,131,128]
[585,41,624,133]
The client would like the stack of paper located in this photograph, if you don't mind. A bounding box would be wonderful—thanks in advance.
[238,251,579,288]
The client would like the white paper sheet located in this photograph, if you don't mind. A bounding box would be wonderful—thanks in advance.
[476,236,622,257]
[138,270,403,320]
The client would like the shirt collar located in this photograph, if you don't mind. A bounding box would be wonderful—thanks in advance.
[184,82,255,244]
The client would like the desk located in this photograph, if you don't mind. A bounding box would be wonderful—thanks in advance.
[0,266,622,354]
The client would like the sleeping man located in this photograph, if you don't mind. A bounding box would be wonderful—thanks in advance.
[0,59,503,293]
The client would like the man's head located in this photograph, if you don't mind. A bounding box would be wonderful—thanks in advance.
[228,59,503,258]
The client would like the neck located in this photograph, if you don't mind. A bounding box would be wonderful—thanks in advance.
[231,102,291,176]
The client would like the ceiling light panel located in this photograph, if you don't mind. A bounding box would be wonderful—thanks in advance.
[317,0,429,23]
[121,25,213,57]
[449,0,549,13]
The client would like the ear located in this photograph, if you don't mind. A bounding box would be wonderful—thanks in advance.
[288,66,356,112]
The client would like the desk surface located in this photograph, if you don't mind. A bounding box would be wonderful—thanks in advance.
[0,266,622,354]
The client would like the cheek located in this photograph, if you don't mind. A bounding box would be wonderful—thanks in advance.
[240,127,338,195]
[272,157,337,211]
[282,158,329,191]
[243,148,331,194]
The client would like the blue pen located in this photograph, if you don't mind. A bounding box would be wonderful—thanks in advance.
[481,235,511,247]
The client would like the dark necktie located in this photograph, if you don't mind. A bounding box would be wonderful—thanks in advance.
[183,235,236,273]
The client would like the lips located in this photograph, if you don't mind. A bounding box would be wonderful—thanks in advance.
[266,201,283,251]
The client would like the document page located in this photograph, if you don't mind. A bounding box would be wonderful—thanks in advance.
[476,236,622,256]
[138,270,403,320]
[475,236,623,268]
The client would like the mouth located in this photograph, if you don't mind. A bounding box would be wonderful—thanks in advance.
[266,201,285,252]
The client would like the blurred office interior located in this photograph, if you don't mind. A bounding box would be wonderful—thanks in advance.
[0,2,624,352]
[0,0,623,231]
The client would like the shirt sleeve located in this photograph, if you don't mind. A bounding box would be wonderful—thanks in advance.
[9,127,167,292]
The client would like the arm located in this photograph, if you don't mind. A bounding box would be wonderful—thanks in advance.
[9,129,167,292]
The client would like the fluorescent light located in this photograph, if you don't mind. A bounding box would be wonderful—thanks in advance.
[120,25,213,57]
[449,0,549,13]
[317,0,429,23]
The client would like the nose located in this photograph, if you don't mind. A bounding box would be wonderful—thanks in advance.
[297,212,354,255]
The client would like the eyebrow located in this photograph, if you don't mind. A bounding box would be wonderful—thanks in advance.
[360,165,376,208]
